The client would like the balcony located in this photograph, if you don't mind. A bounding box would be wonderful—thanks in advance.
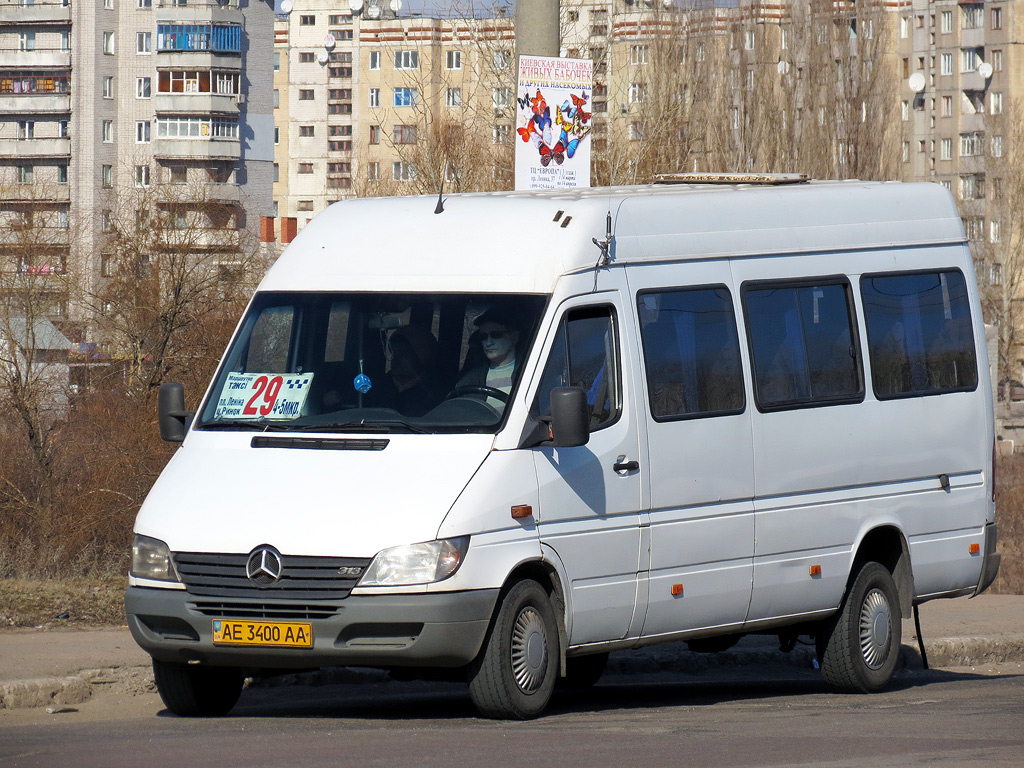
[202,182,241,203]
[159,227,241,251]
[0,94,71,114]
[156,52,241,70]
[0,51,71,68]
[0,3,71,25]
[0,185,70,204]
[0,138,70,158]
[153,137,240,160]
[154,92,238,115]
[154,1,243,25]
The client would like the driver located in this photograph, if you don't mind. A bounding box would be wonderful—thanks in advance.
[458,307,520,410]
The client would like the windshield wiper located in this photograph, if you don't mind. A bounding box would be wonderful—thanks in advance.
[199,421,302,432]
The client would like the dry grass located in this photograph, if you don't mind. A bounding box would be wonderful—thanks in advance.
[0,578,126,628]
[991,455,1024,594]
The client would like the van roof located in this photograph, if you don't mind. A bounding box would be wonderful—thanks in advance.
[261,180,966,295]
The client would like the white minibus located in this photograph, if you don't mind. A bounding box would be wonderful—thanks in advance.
[126,176,999,719]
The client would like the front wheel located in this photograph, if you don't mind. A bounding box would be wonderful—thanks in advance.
[153,660,243,717]
[818,561,902,693]
[467,579,559,719]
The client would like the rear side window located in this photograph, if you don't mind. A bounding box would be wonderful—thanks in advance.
[743,279,863,410]
[637,286,744,420]
[860,269,978,399]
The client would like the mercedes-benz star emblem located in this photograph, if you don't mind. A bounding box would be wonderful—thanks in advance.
[246,545,283,588]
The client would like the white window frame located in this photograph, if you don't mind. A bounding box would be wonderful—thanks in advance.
[446,87,462,108]
[136,120,151,143]
[369,51,380,70]
[102,120,113,143]
[103,31,115,55]
[445,50,461,70]
[394,50,419,70]
[368,87,379,108]
[137,31,151,54]
[134,164,151,187]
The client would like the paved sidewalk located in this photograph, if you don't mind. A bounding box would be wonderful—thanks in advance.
[1,594,1022,710]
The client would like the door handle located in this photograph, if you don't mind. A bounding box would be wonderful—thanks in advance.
[613,457,640,473]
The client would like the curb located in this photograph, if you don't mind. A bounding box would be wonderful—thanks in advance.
[3,637,1022,712]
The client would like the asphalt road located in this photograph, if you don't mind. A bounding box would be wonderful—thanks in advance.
[2,663,1023,768]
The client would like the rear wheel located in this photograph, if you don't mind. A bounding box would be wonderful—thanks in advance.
[467,579,559,719]
[153,660,243,717]
[818,561,901,693]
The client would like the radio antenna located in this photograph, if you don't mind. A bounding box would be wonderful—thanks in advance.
[434,168,446,214]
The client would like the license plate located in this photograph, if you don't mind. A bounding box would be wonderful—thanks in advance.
[212,619,313,648]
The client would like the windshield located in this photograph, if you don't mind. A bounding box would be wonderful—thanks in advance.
[196,292,548,433]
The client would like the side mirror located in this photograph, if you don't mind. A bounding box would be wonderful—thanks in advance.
[158,382,193,443]
[549,386,589,448]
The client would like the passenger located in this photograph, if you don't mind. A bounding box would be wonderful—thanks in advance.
[458,307,520,409]
[388,325,440,416]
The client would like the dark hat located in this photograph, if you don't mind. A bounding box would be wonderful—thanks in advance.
[473,305,518,331]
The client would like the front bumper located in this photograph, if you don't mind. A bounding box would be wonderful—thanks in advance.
[125,585,498,670]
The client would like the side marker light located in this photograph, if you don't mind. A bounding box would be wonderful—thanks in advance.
[511,505,533,520]
[809,565,822,577]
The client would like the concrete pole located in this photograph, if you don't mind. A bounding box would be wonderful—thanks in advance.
[515,0,560,60]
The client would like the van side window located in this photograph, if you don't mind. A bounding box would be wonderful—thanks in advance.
[534,306,620,430]
[860,269,978,398]
[637,286,745,420]
[743,279,863,410]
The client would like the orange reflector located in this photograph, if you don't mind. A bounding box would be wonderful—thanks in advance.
[969,543,981,555]
[511,504,533,520]
[809,565,822,577]
[671,584,683,596]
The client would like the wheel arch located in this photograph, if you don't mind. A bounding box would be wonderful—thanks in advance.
[851,524,914,619]
[501,558,569,676]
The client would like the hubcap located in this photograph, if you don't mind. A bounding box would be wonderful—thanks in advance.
[511,607,548,693]
[859,588,892,670]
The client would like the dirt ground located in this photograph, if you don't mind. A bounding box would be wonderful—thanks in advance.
[0,579,126,629]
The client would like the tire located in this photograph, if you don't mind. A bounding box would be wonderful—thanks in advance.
[560,652,608,689]
[153,660,243,717]
[818,561,902,693]
[467,579,559,719]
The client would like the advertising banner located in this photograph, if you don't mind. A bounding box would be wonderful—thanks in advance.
[515,55,593,191]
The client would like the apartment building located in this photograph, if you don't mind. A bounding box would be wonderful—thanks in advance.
[0,0,275,351]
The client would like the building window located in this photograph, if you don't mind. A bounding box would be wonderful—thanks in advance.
[961,47,983,73]
[299,14,315,25]
[941,137,952,160]
[940,53,953,76]
[744,30,755,50]
[299,52,315,63]
[328,103,351,115]
[137,32,151,53]
[392,161,416,182]
[990,221,1001,244]
[446,50,461,70]
[369,51,380,70]
[101,253,113,277]
[493,50,511,70]
[138,0,152,6]
[61,31,70,51]
[492,87,513,109]
[134,165,150,187]
[103,31,115,54]
[103,76,114,98]
[992,50,1003,72]
[991,135,1003,158]
[299,125,314,137]
[298,163,313,174]
[18,165,33,184]
[493,123,510,144]
[274,51,280,71]
[368,87,379,108]
[136,120,151,143]
[297,200,314,212]
[274,126,279,145]
[960,174,984,200]
[961,3,983,29]
[18,120,34,140]
[991,6,1003,29]
[960,132,983,156]
[367,162,380,181]
[393,87,417,107]
[901,101,909,121]
[628,82,646,104]
[137,77,151,98]
[393,125,417,144]
[102,165,113,188]
[20,32,36,51]
[991,92,1003,115]
[57,164,68,184]
[394,50,418,70]
[102,120,113,143]
[369,125,380,144]
[446,88,462,108]
[941,95,952,117]
[299,89,314,100]
[630,45,647,65]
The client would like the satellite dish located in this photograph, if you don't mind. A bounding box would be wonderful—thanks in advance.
[279,0,293,13]
[390,0,402,12]
[777,60,790,75]
[348,0,363,11]
[908,72,926,92]
[366,2,381,18]
[317,50,329,65]
[978,62,994,79]
[323,33,336,49]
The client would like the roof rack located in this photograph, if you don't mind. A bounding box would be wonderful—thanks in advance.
[653,172,810,186]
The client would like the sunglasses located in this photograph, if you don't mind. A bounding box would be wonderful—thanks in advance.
[480,330,507,341]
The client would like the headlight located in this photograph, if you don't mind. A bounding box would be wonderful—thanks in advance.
[359,536,469,587]
[131,534,180,582]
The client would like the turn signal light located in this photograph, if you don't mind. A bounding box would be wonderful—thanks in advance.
[969,543,981,555]
[809,565,822,577]
[671,584,684,596]
[511,505,533,520]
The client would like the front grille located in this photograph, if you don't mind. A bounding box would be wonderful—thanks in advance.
[189,600,340,620]
[174,551,371,601]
